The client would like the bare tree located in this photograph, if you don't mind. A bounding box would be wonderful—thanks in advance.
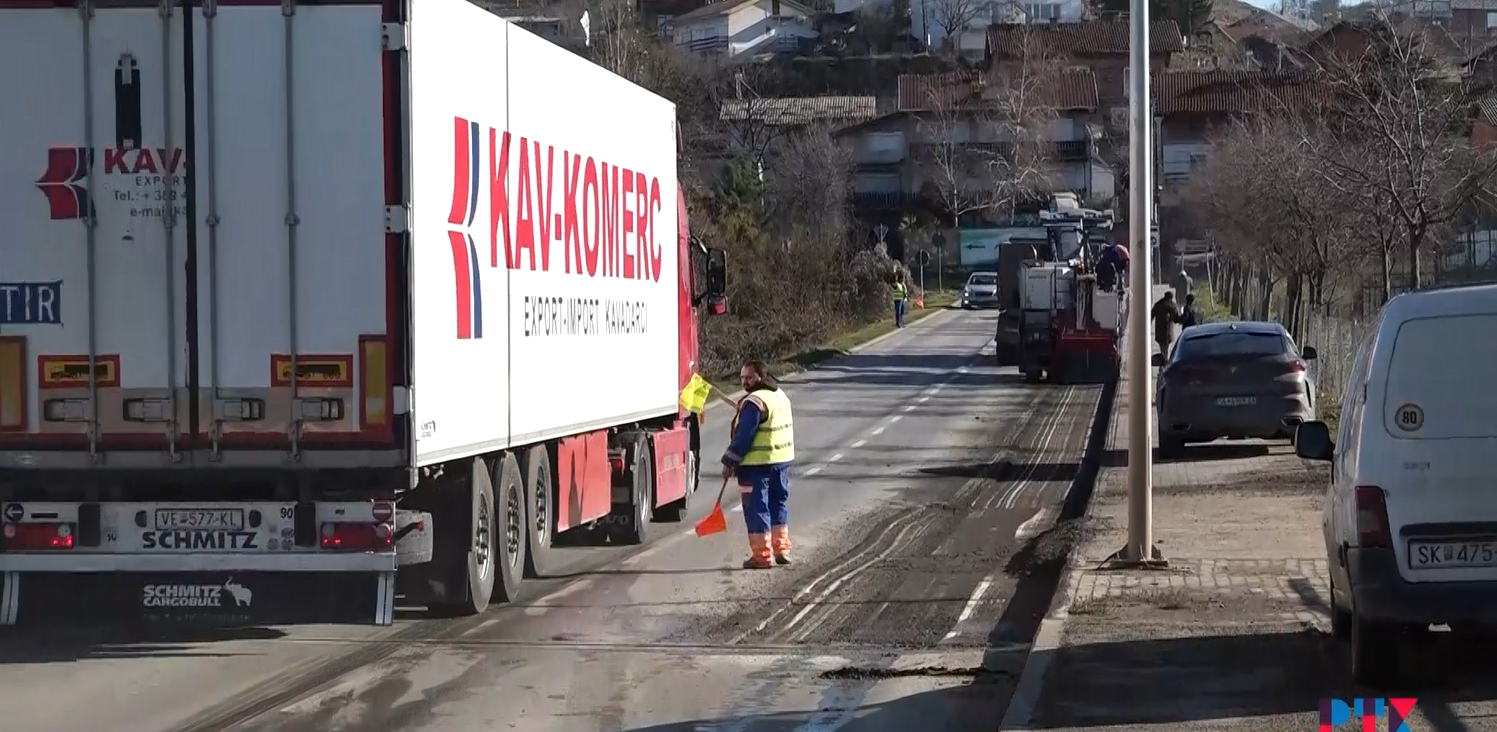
[765,124,852,247]
[913,36,1065,231]
[712,64,791,171]
[1184,113,1366,335]
[1305,16,1497,293]
[931,0,984,54]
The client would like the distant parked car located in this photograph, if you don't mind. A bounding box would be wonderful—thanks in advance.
[1295,283,1497,688]
[961,272,999,310]
[1152,320,1317,456]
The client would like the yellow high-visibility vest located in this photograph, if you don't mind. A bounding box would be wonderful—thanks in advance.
[893,282,907,302]
[739,388,796,466]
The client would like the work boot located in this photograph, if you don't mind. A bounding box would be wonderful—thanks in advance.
[771,526,792,565]
[743,533,773,569]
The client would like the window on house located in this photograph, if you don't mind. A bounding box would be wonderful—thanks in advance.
[1487,10,1497,28]
[1024,2,1060,20]
[1123,66,1129,98]
[657,14,674,32]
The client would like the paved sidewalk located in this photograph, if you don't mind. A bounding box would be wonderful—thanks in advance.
[1004,366,1340,731]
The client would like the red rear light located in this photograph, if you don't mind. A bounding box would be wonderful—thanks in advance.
[1354,486,1392,548]
[320,522,393,550]
[2,522,75,551]
[1285,360,1307,374]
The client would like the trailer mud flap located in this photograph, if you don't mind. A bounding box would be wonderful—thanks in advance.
[0,571,397,627]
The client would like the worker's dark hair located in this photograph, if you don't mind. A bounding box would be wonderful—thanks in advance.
[1162,290,1174,299]
[1185,293,1196,304]
[743,360,778,387]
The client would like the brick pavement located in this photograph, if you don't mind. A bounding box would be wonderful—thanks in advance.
[1002,359,1340,732]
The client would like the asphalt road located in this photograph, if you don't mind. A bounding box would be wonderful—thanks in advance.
[0,309,1104,732]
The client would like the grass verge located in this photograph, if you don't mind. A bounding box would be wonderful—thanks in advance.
[710,290,959,391]
[1194,285,1235,322]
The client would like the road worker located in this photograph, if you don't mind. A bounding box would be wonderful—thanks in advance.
[892,276,909,328]
[721,360,796,569]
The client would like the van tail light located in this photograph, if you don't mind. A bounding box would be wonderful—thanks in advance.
[0,337,26,432]
[1284,360,1307,375]
[2,522,75,551]
[1354,485,1393,549]
[320,522,393,551]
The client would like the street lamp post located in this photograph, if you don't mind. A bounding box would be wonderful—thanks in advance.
[1121,0,1163,567]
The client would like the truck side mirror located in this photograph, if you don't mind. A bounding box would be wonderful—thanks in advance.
[705,248,728,316]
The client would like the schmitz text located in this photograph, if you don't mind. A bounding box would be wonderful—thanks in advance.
[141,530,259,550]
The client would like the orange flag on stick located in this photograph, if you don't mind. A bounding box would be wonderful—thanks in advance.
[694,477,731,537]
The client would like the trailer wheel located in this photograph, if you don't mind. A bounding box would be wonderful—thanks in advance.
[614,433,654,545]
[492,454,526,604]
[522,445,554,579]
[430,457,498,617]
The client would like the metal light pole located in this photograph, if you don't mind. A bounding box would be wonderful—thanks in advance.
[1124,0,1158,565]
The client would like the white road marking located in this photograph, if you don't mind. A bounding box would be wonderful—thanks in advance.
[1003,387,1075,510]
[918,396,931,403]
[1015,507,1054,542]
[785,520,926,640]
[851,439,867,448]
[941,576,994,641]
[729,513,923,644]
[829,453,844,462]
[804,466,823,476]
[902,405,917,412]
[889,415,902,424]
[870,426,885,436]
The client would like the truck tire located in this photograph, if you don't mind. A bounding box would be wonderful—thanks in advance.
[522,445,554,579]
[431,456,499,617]
[613,432,654,545]
[492,453,526,604]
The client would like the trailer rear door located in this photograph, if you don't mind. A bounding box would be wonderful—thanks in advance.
[0,1,404,469]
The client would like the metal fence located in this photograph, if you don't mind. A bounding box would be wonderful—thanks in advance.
[1300,314,1373,405]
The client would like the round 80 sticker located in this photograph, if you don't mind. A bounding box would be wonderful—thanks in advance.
[1393,403,1424,432]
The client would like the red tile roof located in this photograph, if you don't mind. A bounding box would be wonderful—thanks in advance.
[986,20,1185,58]
[1153,69,1327,114]
[897,68,1099,112]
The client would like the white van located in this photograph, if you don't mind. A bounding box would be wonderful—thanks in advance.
[1295,283,1497,687]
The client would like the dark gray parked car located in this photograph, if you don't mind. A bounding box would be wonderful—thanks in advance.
[1152,321,1317,455]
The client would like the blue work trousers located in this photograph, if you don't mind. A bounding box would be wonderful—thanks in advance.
[739,463,791,534]
[894,299,907,328]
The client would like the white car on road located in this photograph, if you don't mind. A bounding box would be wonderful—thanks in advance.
[1295,283,1497,687]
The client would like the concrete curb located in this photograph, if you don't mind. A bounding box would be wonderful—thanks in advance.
[998,371,1122,731]
[702,307,960,414]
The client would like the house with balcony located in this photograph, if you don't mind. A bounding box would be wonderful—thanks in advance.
[987,19,1184,132]
[835,68,1106,227]
[1153,69,1323,244]
[671,0,819,59]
